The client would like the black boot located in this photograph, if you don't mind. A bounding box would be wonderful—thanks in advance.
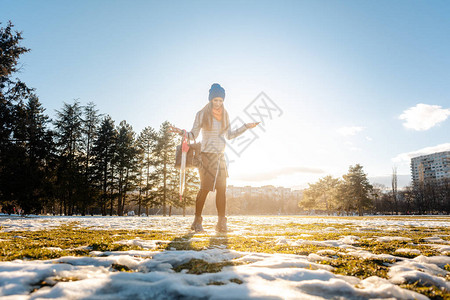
[191,216,204,232]
[215,216,227,233]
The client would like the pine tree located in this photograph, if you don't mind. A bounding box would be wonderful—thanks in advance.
[80,102,100,215]
[0,22,32,146]
[341,164,373,216]
[180,168,200,216]
[0,22,33,211]
[92,116,117,215]
[161,131,200,217]
[113,120,139,216]
[136,126,157,215]
[334,181,354,215]
[14,95,54,214]
[54,100,84,215]
[153,121,177,216]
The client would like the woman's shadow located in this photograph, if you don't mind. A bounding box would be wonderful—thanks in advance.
[165,230,229,251]
[166,230,229,251]
[207,232,229,250]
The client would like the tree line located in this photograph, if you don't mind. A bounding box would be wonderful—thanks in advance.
[300,164,373,216]
[300,164,450,215]
[3,22,448,217]
[0,22,199,216]
[373,177,450,215]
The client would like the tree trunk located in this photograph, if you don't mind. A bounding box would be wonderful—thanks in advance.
[110,193,113,216]
[163,162,167,216]
[138,193,142,216]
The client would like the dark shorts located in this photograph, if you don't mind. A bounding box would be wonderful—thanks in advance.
[200,152,228,191]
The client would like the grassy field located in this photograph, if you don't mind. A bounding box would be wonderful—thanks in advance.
[1,215,449,299]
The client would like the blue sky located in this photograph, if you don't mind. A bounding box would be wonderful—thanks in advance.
[2,0,450,189]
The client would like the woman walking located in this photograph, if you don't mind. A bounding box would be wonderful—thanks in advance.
[170,83,258,232]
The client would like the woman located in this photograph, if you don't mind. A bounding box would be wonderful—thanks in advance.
[170,83,258,232]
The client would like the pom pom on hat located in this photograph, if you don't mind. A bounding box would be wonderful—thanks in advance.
[208,83,225,101]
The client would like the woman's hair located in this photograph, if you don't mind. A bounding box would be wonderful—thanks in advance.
[200,102,229,133]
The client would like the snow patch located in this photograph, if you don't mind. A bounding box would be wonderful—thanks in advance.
[394,248,421,255]
[389,255,450,291]
[114,239,170,250]
[376,236,412,242]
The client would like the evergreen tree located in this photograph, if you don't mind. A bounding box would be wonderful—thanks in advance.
[80,102,100,215]
[319,176,340,214]
[136,126,157,215]
[334,181,354,215]
[92,116,117,215]
[113,120,139,216]
[166,174,179,216]
[14,95,54,213]
[54,100,84,215]
[341,164,373,216]
[164,141,200,217]
[180,169,200,216]
[0,22,32,146]
[153,121,177,216]
[0,22,33,210]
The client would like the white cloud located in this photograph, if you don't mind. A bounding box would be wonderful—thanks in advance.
[337,126,365,136]
[365,136,373,141]
[399,103,450,131]
[392,143,450,164]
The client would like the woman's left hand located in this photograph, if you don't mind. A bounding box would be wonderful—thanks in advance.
[245,122,260,129]
[169,125,182,134]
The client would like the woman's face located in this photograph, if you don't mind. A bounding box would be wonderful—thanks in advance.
[211,97,224,109]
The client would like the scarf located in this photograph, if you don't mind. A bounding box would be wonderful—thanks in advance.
[212,107,223,121]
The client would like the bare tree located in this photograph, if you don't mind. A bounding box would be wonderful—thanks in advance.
[391,167,398,215]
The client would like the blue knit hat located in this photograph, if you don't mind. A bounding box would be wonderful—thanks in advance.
[208,83,225,101]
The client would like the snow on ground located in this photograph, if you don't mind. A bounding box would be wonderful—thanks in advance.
[1,215,449,299]
[0,249,429,300]
[389,256,450,291]
[2,214,450,232]
[114,238,170,250]
[394,248,421,255]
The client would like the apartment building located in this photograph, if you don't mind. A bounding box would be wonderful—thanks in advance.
[411,151,450,184]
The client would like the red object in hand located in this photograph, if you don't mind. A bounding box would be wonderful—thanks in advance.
[182,132,190,152]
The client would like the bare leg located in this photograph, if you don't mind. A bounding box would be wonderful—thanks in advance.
[195,189,209,217]
[215,186,226,218]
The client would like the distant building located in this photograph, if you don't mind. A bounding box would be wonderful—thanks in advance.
[224,184,303,215]
[411,151,450,184]
[227,185,302,199]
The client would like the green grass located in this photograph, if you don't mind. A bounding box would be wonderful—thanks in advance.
[173,258,241,274]
[0,225,172,261]
[322,255,393,279]
[400,282,450,300]
[356,238,439,257]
